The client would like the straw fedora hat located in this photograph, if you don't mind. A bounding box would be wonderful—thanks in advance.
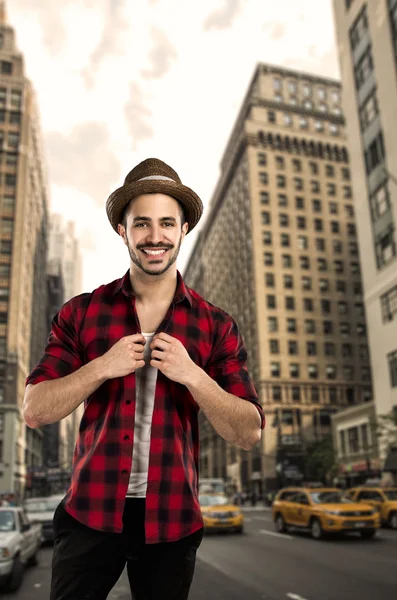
[106,158,203,234]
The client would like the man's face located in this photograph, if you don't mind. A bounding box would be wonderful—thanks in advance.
[118,193,189,277]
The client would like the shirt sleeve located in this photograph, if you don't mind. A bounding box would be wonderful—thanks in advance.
[206,315,265,429]
[26,294,90,386]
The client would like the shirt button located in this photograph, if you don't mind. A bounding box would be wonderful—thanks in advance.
[121,469,128,475]
[124,435,129,441]
[126,400,131,405]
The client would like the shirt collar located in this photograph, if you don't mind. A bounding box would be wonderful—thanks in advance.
[112,270,192,307]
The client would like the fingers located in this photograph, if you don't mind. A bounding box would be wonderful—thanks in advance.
[150,338,168,351]
[125,333,146,344]
[134,359,145,370]
[151,350,163,361]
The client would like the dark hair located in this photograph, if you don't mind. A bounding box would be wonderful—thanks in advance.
[120,196,186,229]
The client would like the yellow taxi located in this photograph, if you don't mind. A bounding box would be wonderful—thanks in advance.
[346,487,397,529]
[272,487,380,539]
[199,492,244,534]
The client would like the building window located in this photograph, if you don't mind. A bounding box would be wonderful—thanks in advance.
[295,196,305,209]
[280,233,291,248]
[279,213,289,227]
[388,350,397,387]
[292,159,302,172]
[365,131,385,175]
[284,113,292,126]
[290,363,299,378]
[6,153,18,166]
[300,117,308,129]
[351,261,360,274]
[326,365,337,380]
[381,284,397,323]
[343,366,354,381]
[283,274,293,288]
[345,204,354,217]
[370,180,390,220]
[269,339,280,354]
[288,340,298,355]
[298,235,308,250]
[303,99,313,110]
[294,177,304,191]
[301,277,311,291]
[267,295,276,309]
[333,240,343,253]
[262,231,272,246]
[308,364,318,379]
[324,342,336,356]
[299,256,310,270]
[287,318,297,333]
[7,133,20,149]
[0,241,12,255]
[312,199,322,212]
[296,216,306,230]
[261,211,271,225]
[10,112,21,125]
[323,321,333,334]
[321,299,331,313]
[275,156,285,170]
[268,316,278,332]
[285,296,295,310]
[0,87,6,106]
[1,61,12,75]
[340,322,350,336]
[343,185,352,199]
[360,88,379,131]
[268,110,276,123]
[307,342,317,356]
[10,90,22,108]
[272,385,282,401]
[265,272,275,287]
[259,171,268,185]
[314,219,323,232]
[309,161,318,175]
[282,254,293,268]
[1,218,13,234]
[277,175,286,188]
[278,193,288,206]
[315,238,325,252]
[305,319,316,334]
[274,77,282,91]
[350,5,368,50]
[342,343,353,357]
[329,202,338,215]
[5,174,16,187]
[355,46,373,90]
[271,362,281,377]
[319,278,329,292]
[260,191,269,204]
[376,228,396,268]
[315,120,324,132]
[317,257,328,271]
[258,152,267,166]
[264,252,273,266]
[304,298,314,311]
[311,181,321,194]
[331,221,340,234]
[361,366,371,381]
[303,83,312,97]
[329,124,339,136]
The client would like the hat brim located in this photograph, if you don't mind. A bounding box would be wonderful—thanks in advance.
[106,180,203,234]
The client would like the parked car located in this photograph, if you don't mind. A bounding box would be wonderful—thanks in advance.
[24,494,64,543]
[199,493,244,534]
[272,487,380,540]
[0,506,42,591]
[346,486,397,529]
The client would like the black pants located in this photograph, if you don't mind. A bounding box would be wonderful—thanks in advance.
[50,498,203,600]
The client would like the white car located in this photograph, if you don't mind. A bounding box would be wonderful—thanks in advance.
[0,506,42,591]
[24,494,64,543]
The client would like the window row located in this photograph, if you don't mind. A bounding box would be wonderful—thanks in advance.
[273,77,340,104]
[261,212,356,234]
[260,191,355,216]
[0,88,23,109]
[263,253,360,274]
[271,111,340,136]
[265,273,361,295]
[263,232,358,255]
[381,283,397,323]
[265,294,365,316]
[258,152,351,180]
[271,384,370,405]
[268,362,371,380]
[0,174,16,187]
[0,132,19,149]
[266,316,367,338]
[259,172,352,198]
[257,131,349,163]
[0,152,18,167]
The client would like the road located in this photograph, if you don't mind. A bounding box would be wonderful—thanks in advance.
[3,507,397,599]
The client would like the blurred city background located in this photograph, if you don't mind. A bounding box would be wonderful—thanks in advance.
[0,0,396,598]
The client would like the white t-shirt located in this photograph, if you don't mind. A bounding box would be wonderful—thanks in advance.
[126,332,158,498]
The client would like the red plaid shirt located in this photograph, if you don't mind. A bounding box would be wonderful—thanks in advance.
[26,270,264,543]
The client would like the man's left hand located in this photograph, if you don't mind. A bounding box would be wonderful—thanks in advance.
[150,333,199,385]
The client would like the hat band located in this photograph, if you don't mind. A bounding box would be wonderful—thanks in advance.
[137,175,176,182]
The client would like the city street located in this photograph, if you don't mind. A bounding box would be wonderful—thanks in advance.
[4,507,397,600]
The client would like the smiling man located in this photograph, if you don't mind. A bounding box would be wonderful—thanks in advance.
[23,158,265,600]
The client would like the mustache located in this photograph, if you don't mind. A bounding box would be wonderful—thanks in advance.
[136,244,174,250]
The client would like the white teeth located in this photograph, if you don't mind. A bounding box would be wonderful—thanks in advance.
[143,249,167,255]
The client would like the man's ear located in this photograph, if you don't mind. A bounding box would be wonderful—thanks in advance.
[182,222,189,236]
[117,223,127,245]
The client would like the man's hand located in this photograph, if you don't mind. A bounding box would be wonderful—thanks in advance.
[100,334,146,379]
[150,332,199,385]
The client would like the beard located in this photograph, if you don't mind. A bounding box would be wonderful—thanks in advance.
[126,232,183,276]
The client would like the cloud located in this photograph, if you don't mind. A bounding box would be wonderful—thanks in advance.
[44,122,121,206]
[263,21,286,41]
[141,28,178,80]
[13,0,67,54]
[203,0,242,31]
[83,0,129,88]
[124,82,153,150]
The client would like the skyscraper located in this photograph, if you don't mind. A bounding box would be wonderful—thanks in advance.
[333,0,397,475]
[0,3,49,497]
[184,63,372,495]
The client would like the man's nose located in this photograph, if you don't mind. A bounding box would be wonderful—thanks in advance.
[146,225,164,244]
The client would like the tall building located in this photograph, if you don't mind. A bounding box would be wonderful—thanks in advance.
[0,3,49,498]
[47,214,83,473]
[184,62,372,496]
[333,0,397,476]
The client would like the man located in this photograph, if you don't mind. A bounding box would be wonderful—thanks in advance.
[23,158,265,600]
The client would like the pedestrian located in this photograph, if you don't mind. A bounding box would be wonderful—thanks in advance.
[23,158,265,600]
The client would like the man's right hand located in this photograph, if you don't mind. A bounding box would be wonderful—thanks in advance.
[99,334,146,379]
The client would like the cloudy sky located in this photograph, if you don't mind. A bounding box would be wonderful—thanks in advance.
[8,0,339,294]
